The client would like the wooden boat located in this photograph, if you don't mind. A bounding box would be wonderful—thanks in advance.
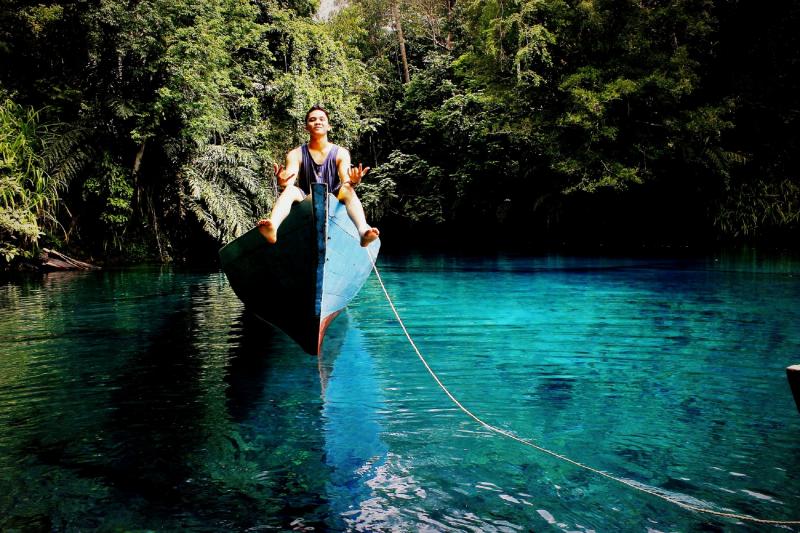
[219,183,380,355]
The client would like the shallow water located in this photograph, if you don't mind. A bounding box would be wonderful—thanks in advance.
[1,252,799,531]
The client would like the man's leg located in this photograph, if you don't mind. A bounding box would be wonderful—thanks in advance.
[258,186,305,243]
[337,184,380,246]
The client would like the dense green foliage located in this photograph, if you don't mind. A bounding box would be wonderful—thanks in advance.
[1,0,798,265]
[0,98,64,262]
[352,0,799,246]
[1,0,376,264]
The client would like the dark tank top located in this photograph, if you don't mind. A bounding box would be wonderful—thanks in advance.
[299,143,340,194]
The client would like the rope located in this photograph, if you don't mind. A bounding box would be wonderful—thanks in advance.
[365,249,800,526]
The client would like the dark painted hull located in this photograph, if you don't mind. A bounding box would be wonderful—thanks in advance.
[219,183,380,355]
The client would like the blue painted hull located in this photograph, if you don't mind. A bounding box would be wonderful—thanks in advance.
[219,183,380,355]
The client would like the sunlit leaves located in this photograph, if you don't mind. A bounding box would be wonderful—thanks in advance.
[0,99,64,262]
[184,142,270,243]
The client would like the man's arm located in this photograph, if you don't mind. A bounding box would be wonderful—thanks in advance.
[336,148,370,186]
[336,147,353,186]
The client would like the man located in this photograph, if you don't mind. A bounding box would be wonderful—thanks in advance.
[258,105,380,247]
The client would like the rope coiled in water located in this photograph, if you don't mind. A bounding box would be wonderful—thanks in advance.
[366,250,800,526]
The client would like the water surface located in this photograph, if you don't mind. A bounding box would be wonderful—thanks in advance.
[1,252,799,531]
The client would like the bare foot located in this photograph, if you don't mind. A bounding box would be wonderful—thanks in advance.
[257,219,277,244]
[360,227,380,247]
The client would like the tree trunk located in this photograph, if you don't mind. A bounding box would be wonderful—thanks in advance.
[132,141,146,206]
[445,0,454,50]
[133,141,146,175]
[393,2,411,83]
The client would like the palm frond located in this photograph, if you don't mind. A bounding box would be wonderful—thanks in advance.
[182,140,273,243]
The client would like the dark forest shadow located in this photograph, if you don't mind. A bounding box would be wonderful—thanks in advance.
[224,310,348,421]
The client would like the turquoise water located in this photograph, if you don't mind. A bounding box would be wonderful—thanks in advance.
[1,252,799,531]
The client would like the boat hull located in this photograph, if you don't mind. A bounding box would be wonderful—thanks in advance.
[219,183,379,355]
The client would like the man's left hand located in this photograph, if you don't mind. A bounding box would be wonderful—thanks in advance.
[347,163,370,185]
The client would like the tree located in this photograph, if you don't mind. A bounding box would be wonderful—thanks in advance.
[1,0,380,262]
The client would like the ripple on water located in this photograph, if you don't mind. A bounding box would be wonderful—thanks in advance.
[2,257,800,530]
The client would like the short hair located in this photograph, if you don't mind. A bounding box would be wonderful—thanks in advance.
[305,104,330,123]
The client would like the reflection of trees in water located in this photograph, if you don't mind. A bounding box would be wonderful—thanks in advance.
[0,270,391,530]
[92,279,344,529]
[214,308,337,529]
[0,269,205,529]
[103,297,206,505]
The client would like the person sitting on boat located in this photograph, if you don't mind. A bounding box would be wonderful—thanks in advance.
[258,105,380,247]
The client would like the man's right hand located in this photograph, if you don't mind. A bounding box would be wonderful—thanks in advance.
[273,163,295,187]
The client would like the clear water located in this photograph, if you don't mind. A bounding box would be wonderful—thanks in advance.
[1,252,799,531]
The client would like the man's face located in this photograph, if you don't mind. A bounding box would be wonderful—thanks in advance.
[306,110,330,135]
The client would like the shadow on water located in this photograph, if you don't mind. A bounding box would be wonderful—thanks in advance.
[0,265,429,530]
[99,286,357,530]
[225,310,347,421]
[0,279,214,530]
[0,276,357,530]
[100,294,208,506]
[214,309,357,530]
[224,310,291,422]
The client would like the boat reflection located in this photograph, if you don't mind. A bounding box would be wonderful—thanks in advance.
[224,309,345,417]
[222,306,389,530]
[319,311,389,530]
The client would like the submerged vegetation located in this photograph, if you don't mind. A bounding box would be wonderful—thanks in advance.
[0,0,798,266]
